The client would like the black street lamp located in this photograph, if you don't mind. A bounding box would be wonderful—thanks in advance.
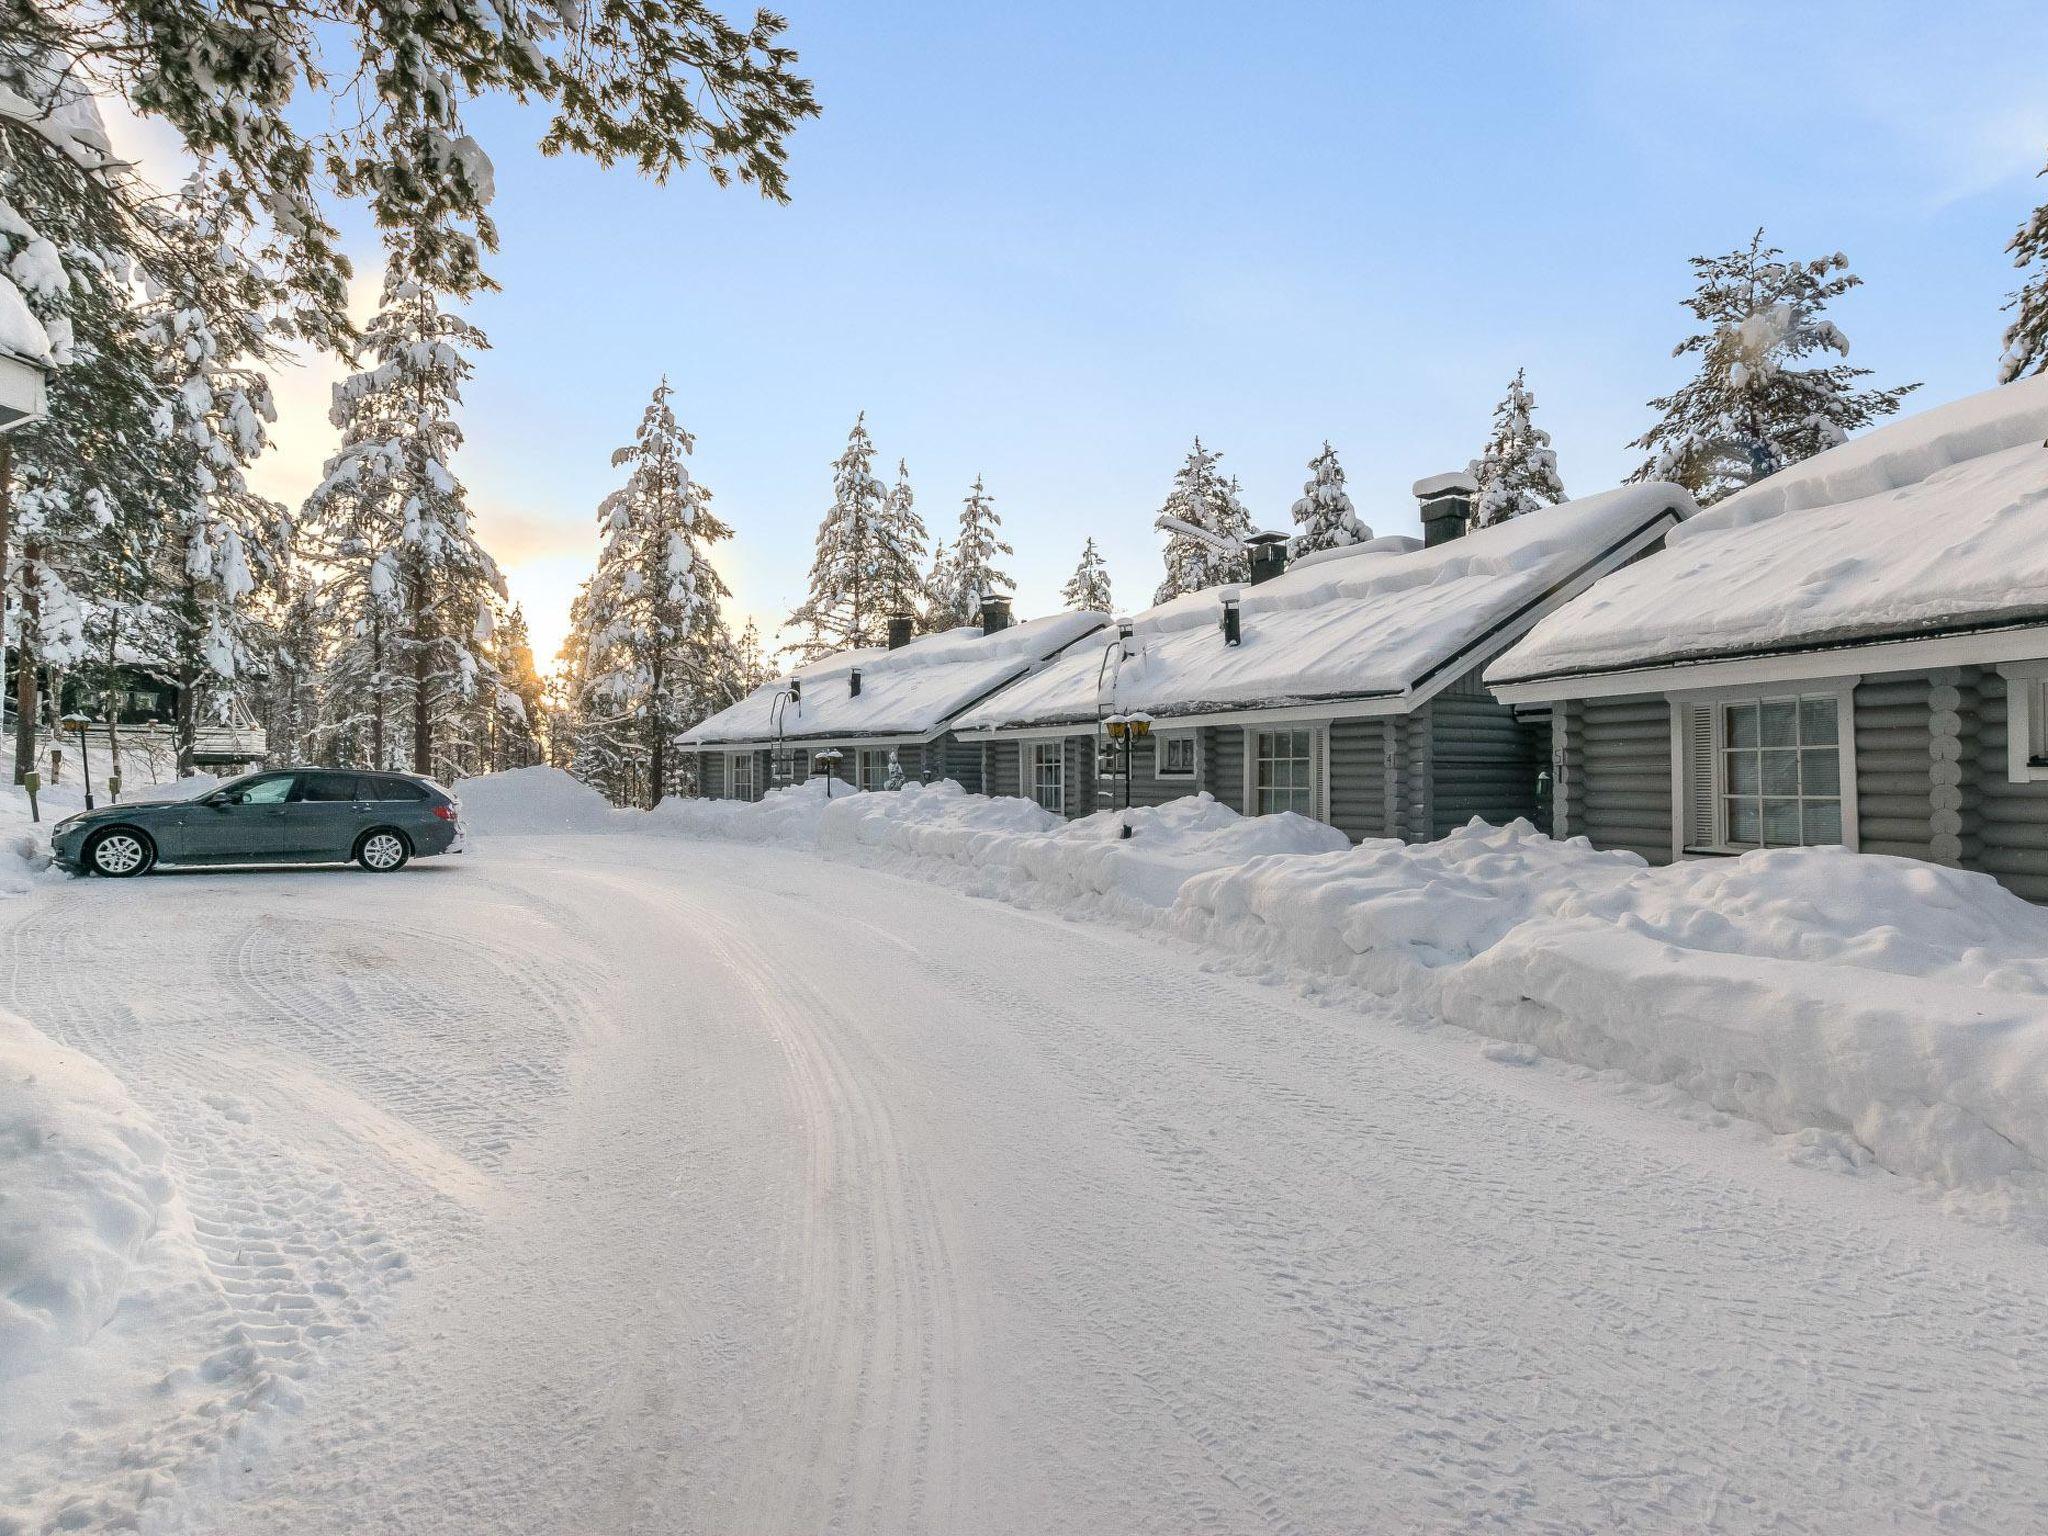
[1104,711,1150,839]
[62,712,94,810]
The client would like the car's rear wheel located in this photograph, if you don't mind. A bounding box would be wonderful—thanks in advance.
[355,828,411,872]
[85,828,154,878]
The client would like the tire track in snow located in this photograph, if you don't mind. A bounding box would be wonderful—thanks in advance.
[615,873,967,1536]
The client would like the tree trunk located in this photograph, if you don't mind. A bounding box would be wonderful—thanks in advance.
[13,538,39,784]
[370,610,385,769]
[411,561,432,776]
[646,652,666,809]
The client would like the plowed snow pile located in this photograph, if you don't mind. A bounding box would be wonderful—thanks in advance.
[457,765,622,834]
[1176,823,2048,1199]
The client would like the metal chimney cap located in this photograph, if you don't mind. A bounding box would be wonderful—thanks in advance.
[1411,470,1479,499]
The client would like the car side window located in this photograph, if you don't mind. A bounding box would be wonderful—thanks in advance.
[291,773,361,803]
[239,775,297,805]
[368,777,429,802]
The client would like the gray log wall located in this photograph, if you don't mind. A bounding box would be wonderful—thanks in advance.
[1555,694,1673,864]
[1427,669,1545,838]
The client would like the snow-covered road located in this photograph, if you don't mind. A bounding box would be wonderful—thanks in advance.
[10,835,2048,1533]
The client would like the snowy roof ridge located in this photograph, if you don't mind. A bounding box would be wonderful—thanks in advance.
[957,486,1689,731]
[1491,377,2048,684]
[682,610,1109,746]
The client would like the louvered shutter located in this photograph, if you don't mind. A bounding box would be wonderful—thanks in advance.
[1682,702,1718,848]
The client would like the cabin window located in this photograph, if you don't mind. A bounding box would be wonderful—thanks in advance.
[1251,728,1317,817]
[857,748,893,790]
[1097,734,1123,779]
[1155,733,1197,779]
[1030,740,1066,815]
[729,752,757,803]
[2003,664,2048,783]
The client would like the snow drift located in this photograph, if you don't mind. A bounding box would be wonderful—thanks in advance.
[0,1010,174,1379]
[1176,823,2048,1198]
[457,765,622,835]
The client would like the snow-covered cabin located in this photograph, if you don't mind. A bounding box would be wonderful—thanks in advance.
[951,481,1689,838]
[678,601,1108,798]
[1488,377,2048,901]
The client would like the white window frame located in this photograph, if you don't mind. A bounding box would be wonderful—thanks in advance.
[1668,681,1857,858]
[1244,725,1327,822]
[728,751,758,803]
[2000,661,2048,784]
[1154,731,1198,779]
[1096,731,1125,780]
[857,747,894,791]
[1029,738,1066,815]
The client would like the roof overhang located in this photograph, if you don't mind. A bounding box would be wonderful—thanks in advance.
[0,349,49,434]
[1491,620,2048,704]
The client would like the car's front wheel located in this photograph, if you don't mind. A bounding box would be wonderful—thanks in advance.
[85,828,155,878]
[355,828,411,873]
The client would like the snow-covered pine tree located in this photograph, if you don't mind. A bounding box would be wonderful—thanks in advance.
[1630,231,1918,504]
[300,234,506,773]
[488,603,548,768]
[922,537,952,629]
[1468,370,1567,526]
[1154,438,1251,603]
[2002,161,2048,380]
[1061,536,1113,612]
[733,617,770,693]
[131,170,293,774]
[0,58,167,783]
[13,0,820,344]
[786,413,888,658]
[875,457,927,627]
[1289,441,1369,555]
[574,378,734,806]
[251,571,325,765]
[930,475,1015,628]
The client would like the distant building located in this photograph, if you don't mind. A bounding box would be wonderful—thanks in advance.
[678,601,1106,799]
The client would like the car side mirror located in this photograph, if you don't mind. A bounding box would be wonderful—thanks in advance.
[205,791,239,810]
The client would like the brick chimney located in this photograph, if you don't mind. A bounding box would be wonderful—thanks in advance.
[1245,531,1290,586]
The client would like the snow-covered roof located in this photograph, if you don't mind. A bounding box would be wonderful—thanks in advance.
[1490,376,2048,686]
[681,610,1109,746]
[955,486,1690,732]
[0,275,52,368]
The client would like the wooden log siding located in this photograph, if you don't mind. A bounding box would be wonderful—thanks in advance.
[701,752,725,799]
[940,735,982,793]
[986,738,1022,800]
[1973,671,2048,901]
[1065,735,1097,819]
[1853,674,1935,860]
[1204,726,1245,815]
[1108,733,1202,811]
[1550,699,1587,842]
[1576,694,1672,864]
[1427,669,1544,838]
[1328,718,1390,841]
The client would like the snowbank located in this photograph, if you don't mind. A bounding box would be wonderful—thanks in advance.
[1177,823,2048,1198]
[0,1011,174,1379]
[819,782,1351,915]
[456,765,624,835]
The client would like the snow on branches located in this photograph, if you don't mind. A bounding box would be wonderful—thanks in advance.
[1468,370,1566,527]
[1631,231,1917,505]
[1289,441,1370,554]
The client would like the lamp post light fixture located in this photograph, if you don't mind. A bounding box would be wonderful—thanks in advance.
[815,747,843,798]
[1104,712,1151,839]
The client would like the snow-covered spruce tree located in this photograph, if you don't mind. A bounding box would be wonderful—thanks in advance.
[875,457,927,627]
[733,616,770,693]
[10,0,820,343]
[1630,232,1918,504]
[1468,370,1566,527]
[1289,441,1369,556]
[300,236,505,774]
[786,413,888,659]
[251,571,325,765]
[0,58,166,783]
[130,170,293,774]
[574,378,734,806]
[2001,159,2048,380]
[929,475,1015,628]
[922,536,951,629]
[486,602,548,769]
[1154,437,1251,603]
[1061,536,1113,612]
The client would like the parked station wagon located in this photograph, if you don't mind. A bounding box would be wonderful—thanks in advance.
[51,767,465,876]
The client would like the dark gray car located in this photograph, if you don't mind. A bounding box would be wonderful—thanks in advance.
[50,768,465,877]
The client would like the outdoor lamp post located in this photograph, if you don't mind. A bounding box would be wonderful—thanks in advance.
[1105,713,1150,838]
[62,713,94,810]
[816,747,843,798]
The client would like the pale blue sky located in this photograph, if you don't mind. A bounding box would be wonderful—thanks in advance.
[244,0,2048,664]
